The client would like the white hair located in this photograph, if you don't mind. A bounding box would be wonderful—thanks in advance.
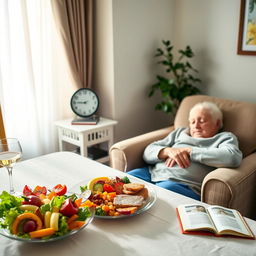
[189,101,223,128]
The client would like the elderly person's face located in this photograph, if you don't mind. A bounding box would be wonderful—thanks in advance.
[189,107,220,138]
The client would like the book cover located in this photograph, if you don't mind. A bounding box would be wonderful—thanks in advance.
[71,115,100,125]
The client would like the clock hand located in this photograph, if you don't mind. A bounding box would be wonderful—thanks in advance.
[76,101,88,104]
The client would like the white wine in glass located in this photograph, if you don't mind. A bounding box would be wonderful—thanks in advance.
[0,138,22,194]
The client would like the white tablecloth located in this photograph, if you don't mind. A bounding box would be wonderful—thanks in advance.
[0,152,255,256]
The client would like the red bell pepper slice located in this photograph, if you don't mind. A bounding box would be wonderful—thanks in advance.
[33,185,47,196]
[114,182,124,194]
[52,184,67,196]
[23,185,33,196]
[103,183,115,193]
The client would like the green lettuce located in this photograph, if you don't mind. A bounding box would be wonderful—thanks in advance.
[77,206,91,221]
[0,191,23,230]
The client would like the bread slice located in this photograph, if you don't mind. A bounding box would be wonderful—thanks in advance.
[122,189,137,195]
[123,183,144,192]
[113,195,144,208]
[135,188,148,200]
[123,187,149,200]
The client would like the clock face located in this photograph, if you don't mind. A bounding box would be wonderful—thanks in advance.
[70,88,99,117]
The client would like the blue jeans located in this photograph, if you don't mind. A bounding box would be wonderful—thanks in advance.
[128,167,200,201]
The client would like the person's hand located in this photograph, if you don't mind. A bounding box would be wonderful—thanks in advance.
[158,147,192,168]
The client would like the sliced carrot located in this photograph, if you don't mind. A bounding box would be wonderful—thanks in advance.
[80,200,96,207]
[12,212,43,235]
[67,214,79,224]
[108,192,116,198]
[74,198,82,208]
[68,221,85,230]
[29,228,55,238]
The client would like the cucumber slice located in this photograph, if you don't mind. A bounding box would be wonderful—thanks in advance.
[93,183,104,192]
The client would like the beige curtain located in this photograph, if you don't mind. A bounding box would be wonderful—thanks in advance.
[51,0,94,88]
[0,106,6,139]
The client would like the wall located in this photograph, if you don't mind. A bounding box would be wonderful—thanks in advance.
[173,0,256,102]
[94,0,115,119]
[110,0,175,141]
[94,0,175,142]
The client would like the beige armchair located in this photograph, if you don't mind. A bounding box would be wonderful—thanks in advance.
[110,95,256,219]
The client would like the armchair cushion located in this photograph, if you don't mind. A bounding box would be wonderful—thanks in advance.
[110,126,174,172]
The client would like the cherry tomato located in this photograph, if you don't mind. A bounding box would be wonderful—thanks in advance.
[33,186,47,196]
[52,184,67,196]
[23,185,33,196]
[59,198,78,217]
[22,195,42,207]
[103,184,115,193]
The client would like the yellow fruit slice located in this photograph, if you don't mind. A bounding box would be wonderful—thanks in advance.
[19,205,39,212]
[50,212,59,231]
[44,211,52,228]
[87,177,110,191]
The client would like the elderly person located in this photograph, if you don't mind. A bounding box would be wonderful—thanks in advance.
[128,101,243,200]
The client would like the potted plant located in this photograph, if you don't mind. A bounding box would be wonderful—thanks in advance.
[149,40,202,115]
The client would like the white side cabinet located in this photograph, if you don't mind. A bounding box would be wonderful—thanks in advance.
[54,117,118,164]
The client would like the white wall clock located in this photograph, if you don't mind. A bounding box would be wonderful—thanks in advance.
[70,88,99,118]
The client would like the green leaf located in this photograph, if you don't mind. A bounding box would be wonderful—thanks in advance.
[174,63,185,70]
[0,191,23,230]
[121,176,131,184]
[249,0,256,13]
[50,196,66,210]
[156,75,168,82]
[80,185,87,193]
[40,203,50,215]
[162,60,170,66]
[162,40,170,46]
[167,46,173,52]
[0,191,23,218]
[77,206,91,221]
[155,48,164,57]
[55,216,69,237]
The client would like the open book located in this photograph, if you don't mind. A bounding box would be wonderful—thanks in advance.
[176,204,255,239]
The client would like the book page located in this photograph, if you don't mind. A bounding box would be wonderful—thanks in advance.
[207,206,252,236]
[178,204,215,231]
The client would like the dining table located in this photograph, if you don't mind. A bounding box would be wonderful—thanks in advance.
[0,151,256,256]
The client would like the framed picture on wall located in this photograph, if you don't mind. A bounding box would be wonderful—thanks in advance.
[237,0,256,55]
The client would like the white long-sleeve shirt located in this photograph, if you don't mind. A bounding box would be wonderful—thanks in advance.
[143,127,243,193]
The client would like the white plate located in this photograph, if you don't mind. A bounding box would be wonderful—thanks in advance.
[70,177,157,219]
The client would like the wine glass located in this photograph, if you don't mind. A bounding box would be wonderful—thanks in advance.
[0,138,22,194]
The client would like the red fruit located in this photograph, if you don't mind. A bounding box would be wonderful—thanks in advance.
[22,195,42,207]
[114,182,124,194]
[59,198,78,217]
[52,184,67,196]
[33,186,47,196]
[23,220,37,233]
[103,184,115,193]
[23,185,33,196]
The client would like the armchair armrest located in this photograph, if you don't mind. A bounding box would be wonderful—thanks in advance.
[202,152,256,219]
[110,126,174,172]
